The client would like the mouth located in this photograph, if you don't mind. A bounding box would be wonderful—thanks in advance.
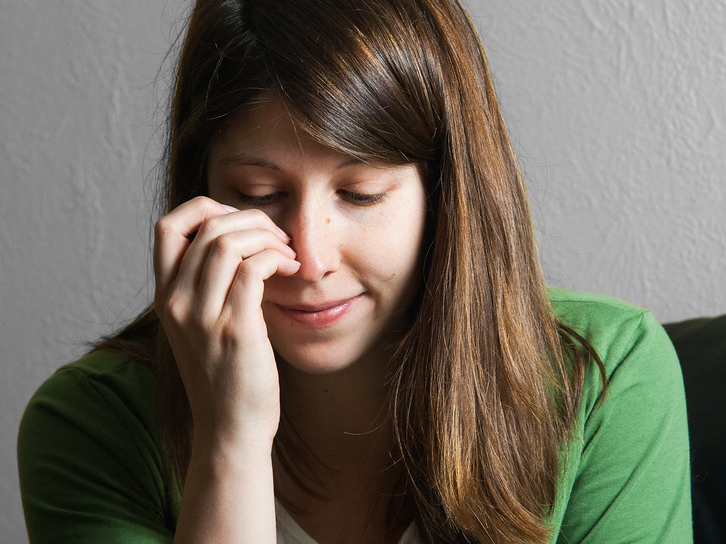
[273,295,362,327]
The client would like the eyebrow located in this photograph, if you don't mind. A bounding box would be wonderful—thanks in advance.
[218,153,280,170]
[218,152,363,170]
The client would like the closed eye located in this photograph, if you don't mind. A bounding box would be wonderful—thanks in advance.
[236,192,284,206]
[338,190,387,206]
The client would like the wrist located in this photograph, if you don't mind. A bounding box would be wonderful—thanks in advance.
[176,430,277,544]
[191,426,276,462]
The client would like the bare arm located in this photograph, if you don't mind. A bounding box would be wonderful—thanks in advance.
[174,439,276,543]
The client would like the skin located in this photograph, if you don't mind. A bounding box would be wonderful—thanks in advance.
[153,98,428,543]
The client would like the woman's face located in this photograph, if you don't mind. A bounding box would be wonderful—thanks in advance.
[207,100,428,375]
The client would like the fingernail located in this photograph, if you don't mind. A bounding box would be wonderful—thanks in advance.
[222,204,239,213]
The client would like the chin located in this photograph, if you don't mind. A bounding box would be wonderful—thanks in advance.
[274,348,360,376]
[272,337,385,378]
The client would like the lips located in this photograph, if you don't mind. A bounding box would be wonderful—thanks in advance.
[272,295,361,327]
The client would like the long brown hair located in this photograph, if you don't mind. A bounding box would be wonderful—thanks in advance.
[97,1,604,542]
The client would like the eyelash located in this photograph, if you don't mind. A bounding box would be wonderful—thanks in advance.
[237,192,280,206]
[236,190,387,207]
[339,190,387,206]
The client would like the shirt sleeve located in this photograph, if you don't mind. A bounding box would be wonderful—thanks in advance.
[18,358,176,544]
[554,310,693,543]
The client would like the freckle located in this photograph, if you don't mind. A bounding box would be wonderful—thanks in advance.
[391,273,397,278]
[326,217,331,224]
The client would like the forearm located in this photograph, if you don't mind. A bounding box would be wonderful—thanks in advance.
[173,439,276,544]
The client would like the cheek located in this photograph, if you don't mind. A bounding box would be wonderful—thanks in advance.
[353,207,427,281]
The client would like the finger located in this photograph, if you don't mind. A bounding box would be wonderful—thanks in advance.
[194,229,298,319]
[174,208,290,292]
[153,196,236,293]
[221,250,301,321]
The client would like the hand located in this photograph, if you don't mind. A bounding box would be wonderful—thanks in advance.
[153,196,300,446]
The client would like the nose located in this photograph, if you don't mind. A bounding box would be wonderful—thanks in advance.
[282,199,341,283]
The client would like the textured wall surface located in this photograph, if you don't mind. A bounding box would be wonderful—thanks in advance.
[477,0,726,320]
[1,0,724,540]
[1,1,179,540]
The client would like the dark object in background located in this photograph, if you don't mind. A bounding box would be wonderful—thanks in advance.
[664,315,726,544]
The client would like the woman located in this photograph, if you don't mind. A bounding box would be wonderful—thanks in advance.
[18,0,692,542]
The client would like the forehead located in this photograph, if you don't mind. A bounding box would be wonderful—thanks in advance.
[210,99,343,165]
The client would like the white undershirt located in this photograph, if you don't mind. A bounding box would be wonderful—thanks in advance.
[275,501,421,544]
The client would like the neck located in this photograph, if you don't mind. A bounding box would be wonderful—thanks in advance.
[273,352,415,543]
[278,351,395,471]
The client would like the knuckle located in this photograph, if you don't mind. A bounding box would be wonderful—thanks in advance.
[195,215,222,239]
[192,195,212,205]
[235,260,264,285]
[154,215,173,240]
[160,290,186,323]
[209,232,235,254]
[235,260,255,279]
[161,292,212,334]
[248,208,269,222]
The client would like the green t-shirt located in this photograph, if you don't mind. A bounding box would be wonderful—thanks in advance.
[17,289,692,543]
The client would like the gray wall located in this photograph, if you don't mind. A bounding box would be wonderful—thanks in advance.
[2,0,724,540]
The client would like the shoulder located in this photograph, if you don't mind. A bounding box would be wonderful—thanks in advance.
[19,349,159,463]
[549,287,684,440]
[18,351,174,542]
[19,349,159,467]
[21,350,157,435]
[549,287,678,385]
[549,287,664,352]
[46,348,155,388]
[548,289,692,542]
